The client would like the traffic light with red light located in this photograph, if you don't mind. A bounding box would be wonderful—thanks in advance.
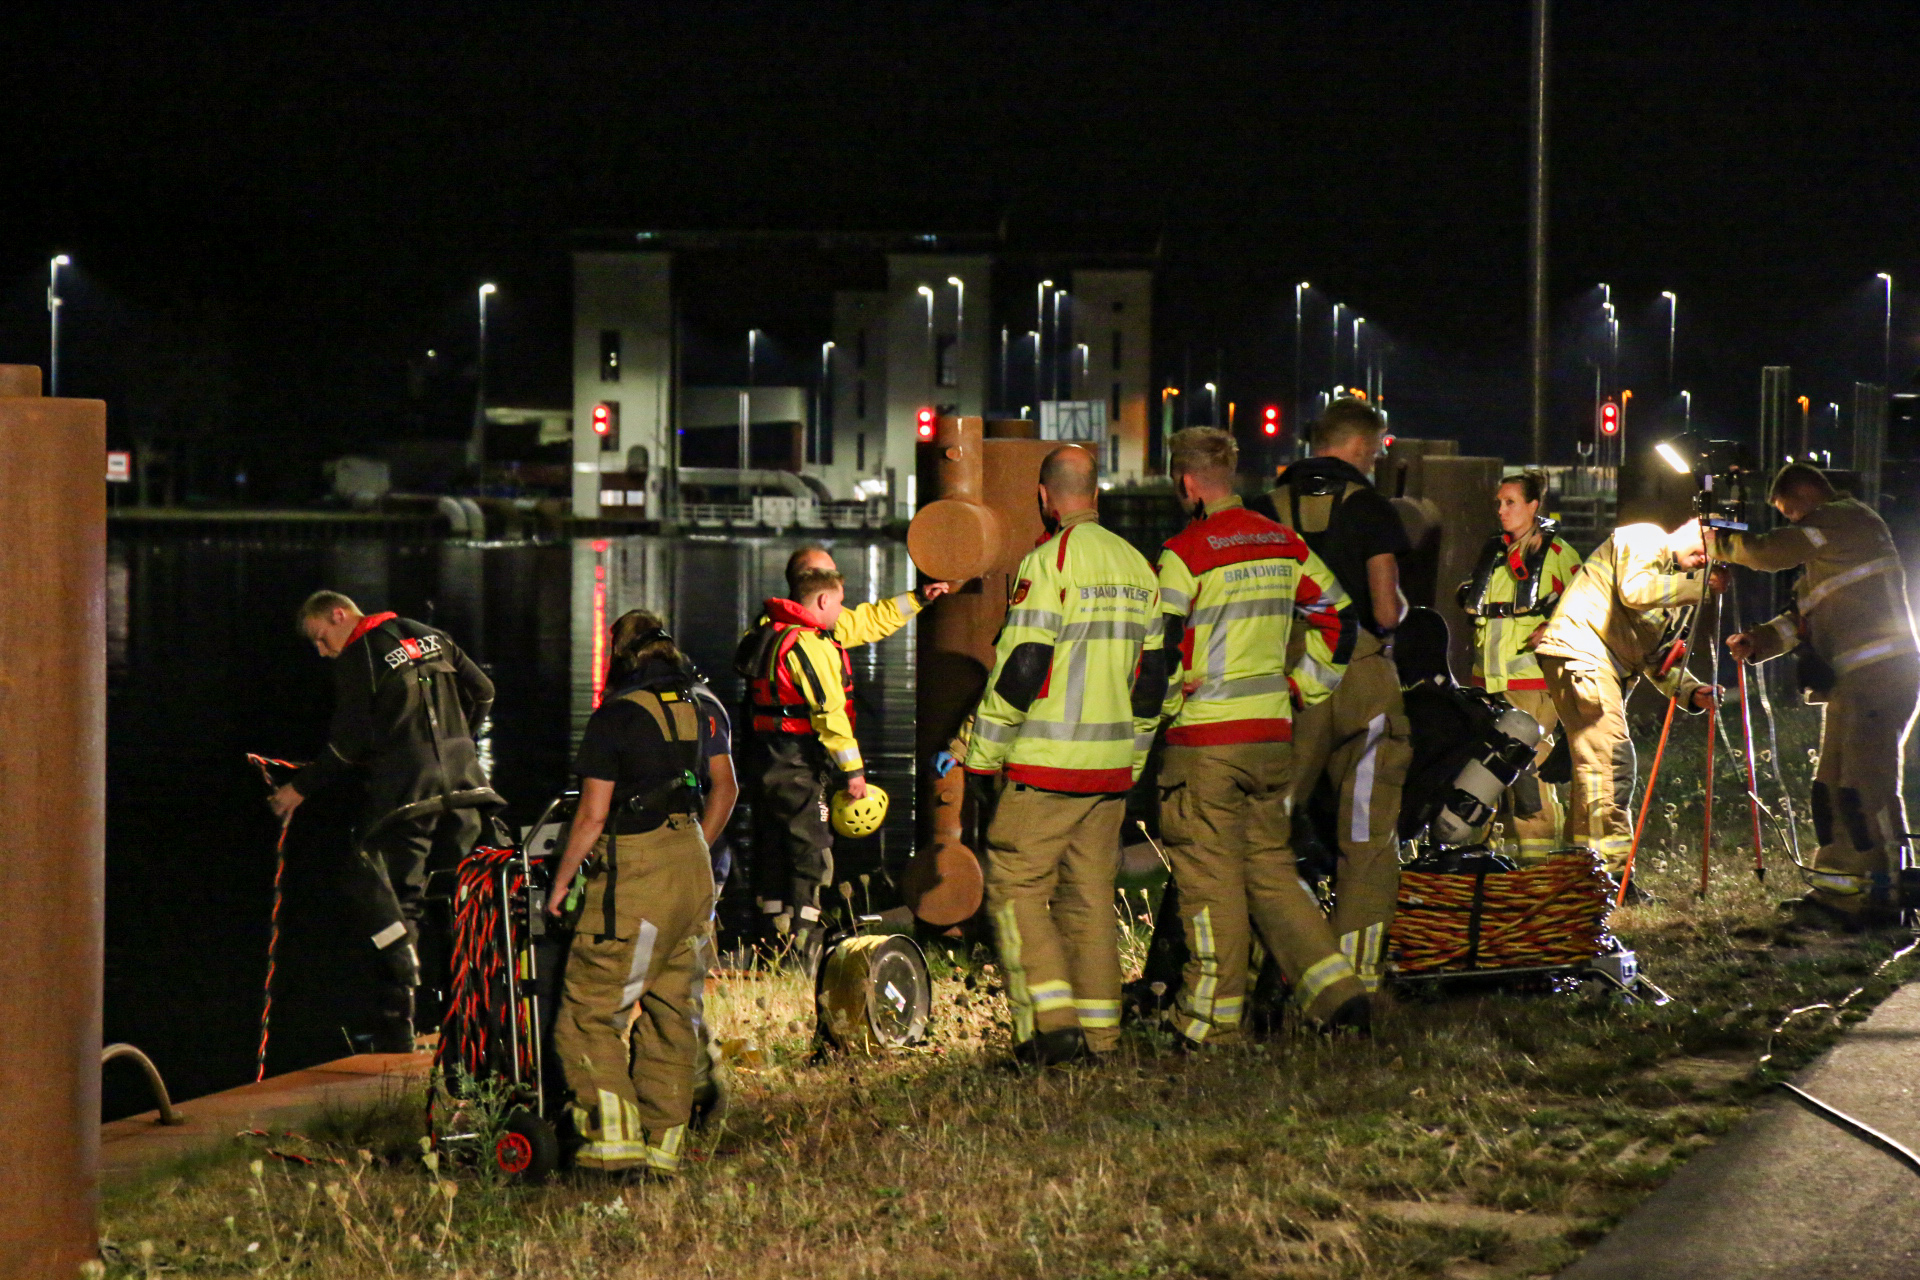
[592,401,620,451]
[1262,405,1280,437]
[916,407,936,440]
[1600,400,1620,436]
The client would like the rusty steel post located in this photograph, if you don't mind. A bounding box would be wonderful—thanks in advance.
[904,418,1075,926]
[0,366,108,1278]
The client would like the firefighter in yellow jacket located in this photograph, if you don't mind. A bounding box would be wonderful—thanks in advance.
[1152,428,1371,1043]
[1718,463,1920,928]
[1534,519,1715,879]
[738,548,950,959]
[1458,472,1584,863]
[967,445,1165,1066]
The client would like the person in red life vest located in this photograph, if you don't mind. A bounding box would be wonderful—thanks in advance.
[269,590,495,1052]
[735,549,952,963]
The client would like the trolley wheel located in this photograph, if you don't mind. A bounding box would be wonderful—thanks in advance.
[494,1108,558,1183]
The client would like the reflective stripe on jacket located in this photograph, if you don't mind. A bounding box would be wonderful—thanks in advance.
[1156,496,1355,746]
[1717,497,1920,676]
[1534,523,1703,702]
[1471,529,1583,692]
[967,509,1164,793]
[748,597,865,776]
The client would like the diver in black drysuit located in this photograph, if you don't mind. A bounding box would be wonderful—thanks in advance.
[273,603,496,1051]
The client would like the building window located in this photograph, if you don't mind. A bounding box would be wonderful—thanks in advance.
[857,433,866,471]
[856,328,868,369]
[856,380,867,419]
[599,330,621,383]
[1111,382,1122,424]
[1111,329,1123,371]
[936,334,958,388]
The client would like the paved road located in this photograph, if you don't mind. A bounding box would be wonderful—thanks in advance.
[1562,982,1920,1279]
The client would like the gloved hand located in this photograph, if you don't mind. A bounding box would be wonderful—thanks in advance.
[930,749,959,778]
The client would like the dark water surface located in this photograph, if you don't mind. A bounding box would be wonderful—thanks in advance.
[104,532,918,1119]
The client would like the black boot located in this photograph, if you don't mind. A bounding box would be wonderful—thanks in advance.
[373,985,417,1053]
[1318,994,1372,1038]
[1010,1026,1091,1069]
[1778,896,1867,934]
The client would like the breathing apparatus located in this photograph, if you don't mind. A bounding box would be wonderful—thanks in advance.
[1429,701,1544,847]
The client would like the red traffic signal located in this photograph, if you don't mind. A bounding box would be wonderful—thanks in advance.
[916,407,936,440]
[1262,405,1280,437]
[592,402,615,436]
[1600,400,1620,436]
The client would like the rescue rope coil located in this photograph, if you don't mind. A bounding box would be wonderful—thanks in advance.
[1389,849,1616,974]
[434,845,542,1100]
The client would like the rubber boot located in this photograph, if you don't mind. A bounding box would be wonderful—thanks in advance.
[373,985,417,1053]
[1319,993,1372,1038]
[1010,1026,1091,1069]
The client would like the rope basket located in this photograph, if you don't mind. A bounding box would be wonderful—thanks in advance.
[1389,848,1617,975]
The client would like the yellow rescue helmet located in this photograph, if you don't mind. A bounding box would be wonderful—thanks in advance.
[830,784,889,838]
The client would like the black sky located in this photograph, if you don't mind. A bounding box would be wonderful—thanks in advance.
[3,1,1917,467]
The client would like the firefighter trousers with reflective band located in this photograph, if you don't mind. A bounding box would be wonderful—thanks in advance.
[554,817,714,1173]
[985,786,1126,1052]
[1289,636,1410,989]
[1161,743,1366,1040]
[1806,658,1920,913]
[1538,656,1637,876]
[1500,689,1564,865]
[749,736,834,927]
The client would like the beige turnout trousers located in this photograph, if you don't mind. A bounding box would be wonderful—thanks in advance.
[554,817,714,1173]
[985,786,1127,1052]
[1161,743,1366,1039]
[1538,655,1637,875]
[1501,688,1565,864]
[1289,633,1410,989]
[1806,658,1920,914]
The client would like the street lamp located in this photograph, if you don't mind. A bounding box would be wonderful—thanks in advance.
[1330,303,1345,389]
[1352,317,1365,377]
[1075,343,1089,399]
[947,274,964,353]
[471,282,497,467]
[1681,389,1691,430]
[1294,282,1310,438]
[747,327,761,387]
[1028,330,1042,415]
[48,254,70,397]
[1036,279,1053,398]
[1051,288,1069,400]
[1204,382,1219,425]
[1878,273,1893,388]
[1661,291,1678,393]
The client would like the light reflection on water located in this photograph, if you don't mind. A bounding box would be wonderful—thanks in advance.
[103,532,917,1119]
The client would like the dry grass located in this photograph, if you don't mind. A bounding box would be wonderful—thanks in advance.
[100,708,1919,1280]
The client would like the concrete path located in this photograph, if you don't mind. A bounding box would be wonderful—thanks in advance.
[1562,982,1920,1279]
[101,1050,432,1186]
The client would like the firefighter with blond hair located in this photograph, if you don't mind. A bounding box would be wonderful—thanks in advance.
[1153,427,1372,1042]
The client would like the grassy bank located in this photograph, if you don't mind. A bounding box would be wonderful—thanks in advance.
[100,707,1917,1280]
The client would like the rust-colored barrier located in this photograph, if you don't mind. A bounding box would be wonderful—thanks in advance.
[0,366,107,1278]
[903,418,1082,926]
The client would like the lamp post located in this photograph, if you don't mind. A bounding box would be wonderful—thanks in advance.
[1051,288,1069,400]
[471,282,496,467]
[1661,291,1677,393]
[1036,279,1053,402]
[47,254,70,397]
[998,326,1008,413]
[1352,318,1366,392]
[947,276,964,386]
[1330,302,1345,391]
[1294,281,1309,437]
[819,340,835,461]
[1681,389,1691,430]
[1075,343,1089,399]
[1204,382,1219,425]
[1878,273,1893,388]
[1028,330,1042,416]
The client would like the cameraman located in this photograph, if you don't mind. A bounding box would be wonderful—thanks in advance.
[1534,519,1718,883]
[1719,463,1920,929]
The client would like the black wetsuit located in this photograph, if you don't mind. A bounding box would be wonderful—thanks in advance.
[291,614,495,1041]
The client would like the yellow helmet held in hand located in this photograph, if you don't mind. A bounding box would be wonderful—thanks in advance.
[830,784,890,838]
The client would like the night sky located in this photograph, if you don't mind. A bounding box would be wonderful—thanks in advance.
[3,1,1917,480]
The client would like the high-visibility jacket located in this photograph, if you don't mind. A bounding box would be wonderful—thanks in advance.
[967,509,1166,793]
[1717,497,1920,679]
[1464,525,1583,692]
[1534,523,1703,701]
[1155,496,1355,746]
[746,597,867,778]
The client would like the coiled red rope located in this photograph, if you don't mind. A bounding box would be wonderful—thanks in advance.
[246,754,304,1082]
[1389,850,1616,973]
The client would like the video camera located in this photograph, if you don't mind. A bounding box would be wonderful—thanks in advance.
[1657,436,1753,533]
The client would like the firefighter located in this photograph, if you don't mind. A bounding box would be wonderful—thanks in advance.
[544,613,714,1174]
[269,591,494,1052]
[1153,428,1371,1044]
[1533,519,1718,880]
[738,554,951,962]
[1718,463,1920,929]
[967,445,1165,1066]
[1458,471,1584,863]
[1250,398,1411,993]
